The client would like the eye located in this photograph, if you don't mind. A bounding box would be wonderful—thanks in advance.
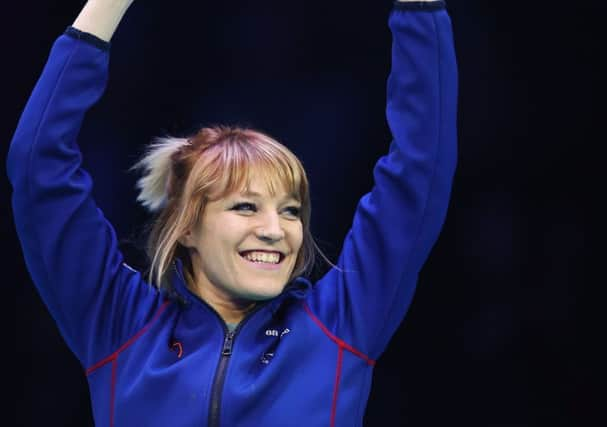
[231,202,257,213]
[283,206,301,218]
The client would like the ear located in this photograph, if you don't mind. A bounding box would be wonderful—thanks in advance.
[178,229,195,249]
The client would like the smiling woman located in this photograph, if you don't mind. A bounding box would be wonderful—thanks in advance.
[132,127,315,323]
[7,0,457,425]
[180,175,304,322]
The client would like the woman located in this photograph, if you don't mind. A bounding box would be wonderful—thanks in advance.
[7,0,457,425]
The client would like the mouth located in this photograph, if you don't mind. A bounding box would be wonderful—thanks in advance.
[238,250,285,265]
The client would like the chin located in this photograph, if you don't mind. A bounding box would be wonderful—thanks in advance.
[241,283,286,301]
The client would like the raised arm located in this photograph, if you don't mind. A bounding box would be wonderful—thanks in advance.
[306,0,458,359]
[73,0,134,41]
[6,0,164,368]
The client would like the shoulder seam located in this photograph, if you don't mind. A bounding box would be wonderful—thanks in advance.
[302,302,375,366]
[85,300,172,375]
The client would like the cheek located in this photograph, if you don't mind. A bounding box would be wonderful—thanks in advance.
[290,223,304,252]
[200,218,246,259]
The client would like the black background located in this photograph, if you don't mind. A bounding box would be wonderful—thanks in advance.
[3,1,601,426]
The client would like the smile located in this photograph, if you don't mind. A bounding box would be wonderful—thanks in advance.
[239,250,285,269]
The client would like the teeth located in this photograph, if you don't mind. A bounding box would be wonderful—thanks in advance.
[243,251,280,264]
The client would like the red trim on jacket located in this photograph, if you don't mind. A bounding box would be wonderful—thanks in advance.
[85,300,171,375]
[331,347,344,427]
[302,302,376,366]
[302,302,376,426]
[85,300,171,427]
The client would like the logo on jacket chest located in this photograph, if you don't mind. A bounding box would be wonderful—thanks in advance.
[265,328,290,338]
[261,327,290,365]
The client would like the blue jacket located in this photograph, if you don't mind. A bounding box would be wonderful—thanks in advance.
[7,2,457,426]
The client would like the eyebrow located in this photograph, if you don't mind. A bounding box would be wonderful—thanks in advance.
[239,190,300,203]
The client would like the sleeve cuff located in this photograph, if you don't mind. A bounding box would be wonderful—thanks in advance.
[393,1,446,11]
[64,26,111,51]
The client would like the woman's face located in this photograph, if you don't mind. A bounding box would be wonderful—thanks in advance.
[182,174,304,305]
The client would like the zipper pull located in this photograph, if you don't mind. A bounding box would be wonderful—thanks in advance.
[222,331,235,356]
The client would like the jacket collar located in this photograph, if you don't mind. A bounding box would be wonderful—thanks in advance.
[167,258,312,314]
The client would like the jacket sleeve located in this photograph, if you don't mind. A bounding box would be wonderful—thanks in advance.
[6,28,165,368]
[306,1,458,359]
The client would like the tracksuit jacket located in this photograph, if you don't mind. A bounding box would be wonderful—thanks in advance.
[7,1,457,426]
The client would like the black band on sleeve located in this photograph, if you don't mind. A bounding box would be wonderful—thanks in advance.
[393,1,446,11]
[64,26,111,51]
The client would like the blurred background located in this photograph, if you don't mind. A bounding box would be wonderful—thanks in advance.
[3,0,601,425]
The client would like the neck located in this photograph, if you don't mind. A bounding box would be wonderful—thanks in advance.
[207,296,256,325]
[187,278,256,324]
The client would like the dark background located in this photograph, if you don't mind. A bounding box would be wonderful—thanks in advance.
[3,1,601,426]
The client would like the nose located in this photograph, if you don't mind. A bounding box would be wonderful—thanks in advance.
[255,211,285,242]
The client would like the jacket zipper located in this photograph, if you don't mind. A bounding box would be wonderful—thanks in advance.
[208,329,235,427]
[207,304,266,427]
[171,261,273,426]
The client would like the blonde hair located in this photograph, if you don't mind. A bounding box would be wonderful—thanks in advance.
[131,126,319,289]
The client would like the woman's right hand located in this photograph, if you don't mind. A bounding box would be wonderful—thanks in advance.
[72,0,135,41]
